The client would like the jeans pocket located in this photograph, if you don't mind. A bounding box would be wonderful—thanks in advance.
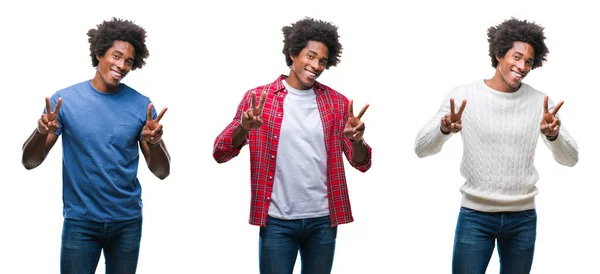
[524,209,537,218]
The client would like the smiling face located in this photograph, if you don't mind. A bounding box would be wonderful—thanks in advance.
[91,40,135,93]
[490,41,535,92]
[286,40,329,90]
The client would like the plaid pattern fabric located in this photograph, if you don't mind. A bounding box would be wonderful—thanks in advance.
[214,75,371,227]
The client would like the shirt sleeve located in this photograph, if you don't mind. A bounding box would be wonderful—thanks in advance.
[540,98,579,167]
[414,88,460,158]
[213,90,251,163]
[339,98,372,172]
[343,137,372,172]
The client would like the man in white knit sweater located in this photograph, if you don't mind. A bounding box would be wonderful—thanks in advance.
[414,18,578,274]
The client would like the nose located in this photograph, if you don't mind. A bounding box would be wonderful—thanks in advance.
[515,59,527,71]
[115,58,126,70]
[309,58,323,71]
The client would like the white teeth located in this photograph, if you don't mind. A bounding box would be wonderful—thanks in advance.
[307,71,316,77]
[111,71,122,78]
[511,71,522,78]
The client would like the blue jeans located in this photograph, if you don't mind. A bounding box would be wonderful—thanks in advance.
[452,207,537,274]
[60,216,143,274]
[259,215,337,274]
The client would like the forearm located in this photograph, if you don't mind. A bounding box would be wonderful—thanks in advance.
[542,129,578,167]
[147,140,171,179]
[232,124,250,149]
[22,129,50,169]
[213,123,246,163]
[414,118,453,158]
[351,138,369,163]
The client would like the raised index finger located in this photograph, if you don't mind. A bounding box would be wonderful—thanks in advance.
[251,92,257,109]
[450,98,456,115]
[147,103,153,121]
[45,97,51,114]
[257,91,267,112]
[348,100,355,117]
[543,96,549,114]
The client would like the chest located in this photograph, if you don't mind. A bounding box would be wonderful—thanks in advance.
[60,97,145,147]
[462,99,543,140]
[261,92,345,137]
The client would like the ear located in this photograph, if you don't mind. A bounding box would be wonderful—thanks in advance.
[96,55,101,61]
[496,55,502,62]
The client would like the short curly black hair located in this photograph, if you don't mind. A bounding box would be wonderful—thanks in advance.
[87,17,149,70]
[282,17,342,69]
[487,17,548,70]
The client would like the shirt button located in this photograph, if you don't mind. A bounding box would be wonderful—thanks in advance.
[271,155,275,158]
[267,197,271,200]
[277,114,282,117]
[274,136,278,139]
[269,176,273,179]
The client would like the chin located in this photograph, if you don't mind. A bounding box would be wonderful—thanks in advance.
[511,80,522,88]
[304,79,316,86]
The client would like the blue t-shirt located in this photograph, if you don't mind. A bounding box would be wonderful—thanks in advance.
[46,81,157,222]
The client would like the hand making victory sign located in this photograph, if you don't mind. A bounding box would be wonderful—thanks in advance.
[142,103,168,145]
[540,95,563,138]
[441,98,467,134]
[38,97,63,135]
[241,91,267,130]
[344,100,369,141]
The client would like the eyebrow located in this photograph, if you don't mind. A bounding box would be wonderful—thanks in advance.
[513,51,534,61]
[112,50,135,61]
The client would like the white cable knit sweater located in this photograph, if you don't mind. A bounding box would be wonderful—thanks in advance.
[415,80,578,212]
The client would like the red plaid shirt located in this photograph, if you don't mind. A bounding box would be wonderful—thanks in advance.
[213,75,372,227]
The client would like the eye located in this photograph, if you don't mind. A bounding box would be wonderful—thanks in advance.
[126,60,134,66]
[527,60,534,66]
[113,54,120,59]
[513,55,520,61]
[307,54,314,59]
[319,60,327,66]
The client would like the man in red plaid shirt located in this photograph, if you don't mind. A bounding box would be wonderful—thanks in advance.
[213,17,372,274]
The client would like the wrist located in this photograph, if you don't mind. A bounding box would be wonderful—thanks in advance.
[546,133,559,141]
[440,125,450,135]
[239,113,253,131]
[350,138,364,145]
[237,121,251,132]
[36,127,48,136]
[146,139,162,147]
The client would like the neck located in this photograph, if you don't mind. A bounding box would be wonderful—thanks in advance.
[286,70,313,90]
[485,70,519,93]
[91,71,119,93]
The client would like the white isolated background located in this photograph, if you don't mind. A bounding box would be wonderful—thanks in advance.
[0,0,597,273]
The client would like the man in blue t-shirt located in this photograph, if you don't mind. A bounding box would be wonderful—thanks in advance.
[21,17,171,274]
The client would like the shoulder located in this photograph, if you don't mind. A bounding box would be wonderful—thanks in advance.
[248,75,287,94]
[441,80,479,100]
[53,81,89,98]
[456,80,480,93]
[237,75,288,102]
[120,84,147,98]
[520,82,547,97]
[119,83,152,103]
[314,81,349,104]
